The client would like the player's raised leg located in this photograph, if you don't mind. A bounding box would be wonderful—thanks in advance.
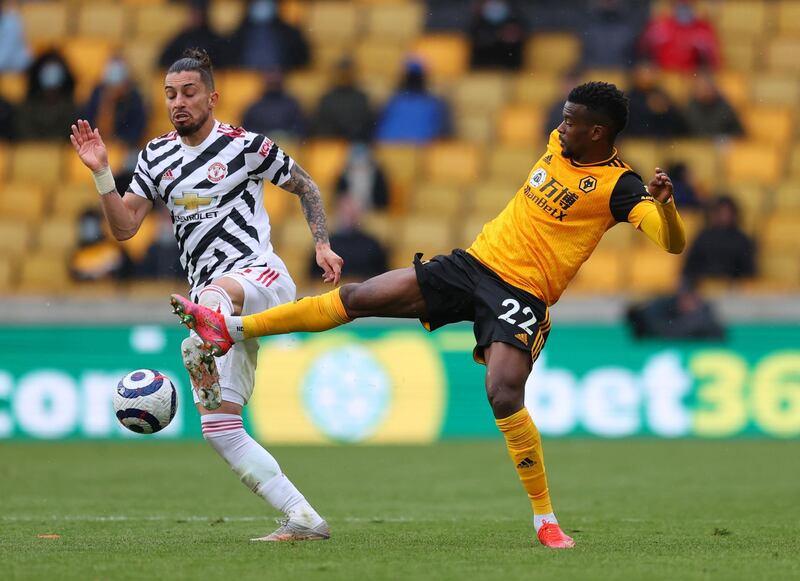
[191,277,329,542]
[170,267,427,353]
[484,342,574,549]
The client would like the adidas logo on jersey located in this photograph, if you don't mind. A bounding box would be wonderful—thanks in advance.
[543,154,553,165]
[162,168,175,181]
[515,333,529,346]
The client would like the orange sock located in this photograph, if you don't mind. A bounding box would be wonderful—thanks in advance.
[495,408,553,516]
[242,288,351,338]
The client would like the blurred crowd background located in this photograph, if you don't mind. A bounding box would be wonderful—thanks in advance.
[0,0,797,322]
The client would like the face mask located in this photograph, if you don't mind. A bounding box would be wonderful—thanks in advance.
[483,0,510,24]
[79,215,102,243]
[39,61,65,90]
[674,5,695,24]
[104,60,128,86]
[249,0,276,23]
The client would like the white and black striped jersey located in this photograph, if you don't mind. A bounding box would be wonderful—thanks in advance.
[128,120,293,295]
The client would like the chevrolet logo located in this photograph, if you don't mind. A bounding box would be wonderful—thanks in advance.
[173,192,215,211]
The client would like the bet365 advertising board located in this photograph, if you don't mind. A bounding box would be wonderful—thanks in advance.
[0,323,798,441]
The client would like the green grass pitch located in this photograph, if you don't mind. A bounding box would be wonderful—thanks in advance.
[2,440,798,580]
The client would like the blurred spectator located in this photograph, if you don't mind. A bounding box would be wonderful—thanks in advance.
[242,68,305,139]
[468,0,525,70]
[82,55,147,147]
[626,280,725,340]
[158,2,233,69]
[683,195,756,283]
[667,162,703,209]
[625,61,686,137]
[69,208,131,281]
[308,195,388,282]
[134,205,184,280]
[15,49,77,141]
[683,74,743,138]
[335,143,389,212]
[375,59,451,144]
[230,0,309,71]
[0,96,13,141]
[637,0,720,72]
[580,0,638,68]
[0,0,31,72]
[312,57,373,141]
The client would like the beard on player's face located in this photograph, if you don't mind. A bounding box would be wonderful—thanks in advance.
[173,109,210,136]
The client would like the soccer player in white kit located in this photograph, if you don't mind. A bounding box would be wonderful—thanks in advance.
[69,49,343,541]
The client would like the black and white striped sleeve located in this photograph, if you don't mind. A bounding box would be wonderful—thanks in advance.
[245,134,294,187]
[128,148,157,201]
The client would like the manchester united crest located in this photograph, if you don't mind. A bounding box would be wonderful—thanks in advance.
[207,162,227,183]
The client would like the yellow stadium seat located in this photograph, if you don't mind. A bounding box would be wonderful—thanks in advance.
[598,223,635,252]
[374,144,419,213]
[0,144,7,184]
[217,70,266,120]
[121,43,160,86]
[77,3,126,39]
[365,2,423,41]
[308,38,355,72]
[724,184,766,233]
[20,2,69,43]
[523,33,580,73]
[454,216,486,249]
[355,39,408,83]
[37,219,78,257]
[514,73,562,107]
[424,141,481,187]
[52,183,101,219]
[714,70,749,109]
[659,139,719,191]
[0,256,15,293]
[208,0,247,35]
[18,252,70,294]
[789,144,800,178]
[776,0,800,36]
[762,212,800,254]
[0,220,32,258]
[409,183,462,217]
[772,185,800,211]
[62,38,116,101]
[359,211,394,248]
[302,139,349,194]
[277,216,314,251]
[659,71,691,105]
[741,106,795,147]
[618,139,659,177]
[454,111,494,144]
[262,182,291,225]
[0,185,46,225]
[751,75,799,108]
[412,35,469,81]
[759,253,800,288]
[679,209,704,245]
[0,73,26,104]
[714,0,768,39]
[497,106,544,146]
[284,70,330,113]
[470,180,515,218]
[452,73,509,113]
[628,248,682,294]
[394,214,453,263]
[766,38,800,73]
[720,39,759,72]
[133,3,188,42]
[568,250,625,294]
[11,143,64,186]
[487,145,537,183]
[65,141,127,185]
[306,2,361,44]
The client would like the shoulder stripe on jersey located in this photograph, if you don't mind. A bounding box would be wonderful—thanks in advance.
[149,144,182,169]
[133,174,154,200]
[271,156,291,185]
[147,137,178,152]
[164,135,231,197]
[249,143,278,177]
[245,134,265,154]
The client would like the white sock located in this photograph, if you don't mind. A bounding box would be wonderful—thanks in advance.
[534,512,558,532]
[225,315,246,342]
[201,414,324,526]
[198,284,234,315]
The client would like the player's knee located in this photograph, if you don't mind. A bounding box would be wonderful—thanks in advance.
[486,380,524,419]
[339,283,366,316]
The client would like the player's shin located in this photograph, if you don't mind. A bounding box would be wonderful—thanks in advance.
[232,287,352,340]
[200,414,325,527]
[495,408,556,529]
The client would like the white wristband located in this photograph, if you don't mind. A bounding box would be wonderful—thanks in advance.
[92,166,116,195]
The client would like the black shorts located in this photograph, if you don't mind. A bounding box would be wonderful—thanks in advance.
[413,249,551,365]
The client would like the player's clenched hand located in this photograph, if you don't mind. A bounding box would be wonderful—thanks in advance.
[646,167,674,204]
[70,119,108,172]
[315,243,344,285]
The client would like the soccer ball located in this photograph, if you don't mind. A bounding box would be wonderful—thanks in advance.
[113,369,177,434]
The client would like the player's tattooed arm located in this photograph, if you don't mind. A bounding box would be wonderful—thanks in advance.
[281,162,330,246]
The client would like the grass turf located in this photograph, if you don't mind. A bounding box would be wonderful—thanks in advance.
[1,440,798,581]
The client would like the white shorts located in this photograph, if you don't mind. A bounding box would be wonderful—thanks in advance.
[190,259,296,407]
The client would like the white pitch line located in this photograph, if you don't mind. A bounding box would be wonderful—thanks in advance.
[1,515,516,524]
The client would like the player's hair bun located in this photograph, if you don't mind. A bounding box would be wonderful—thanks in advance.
[182,48,213,70]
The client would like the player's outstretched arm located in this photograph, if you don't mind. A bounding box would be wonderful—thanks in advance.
[69,119,151,241]
[632,168,686,254]
[280,162,343,285]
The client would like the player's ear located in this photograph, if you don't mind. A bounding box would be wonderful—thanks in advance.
[590,124,604,142]
[209,90,219,110]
